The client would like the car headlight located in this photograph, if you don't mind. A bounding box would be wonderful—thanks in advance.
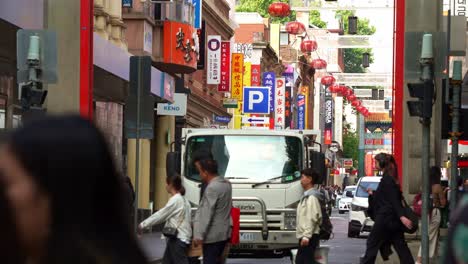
[351,204,367,211]
[284,212,296,230]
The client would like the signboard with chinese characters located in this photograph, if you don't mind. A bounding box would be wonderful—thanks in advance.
[262,72,275,112]
[297,94,305,130]
[231,53,244,100]
[143,21,152,54]
[275,78,285,129]
[251,64,261,86]
[161,21,197,72]
[207,35,221,84]
[283,72,293,128]
[243,62,251,87]
[324,98,333,145]
[218,41,231,92]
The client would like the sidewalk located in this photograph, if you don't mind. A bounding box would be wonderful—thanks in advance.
[138,232,165,264]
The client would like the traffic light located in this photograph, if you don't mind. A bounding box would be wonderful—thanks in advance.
[20,82,48,110]
[407,80,434,119]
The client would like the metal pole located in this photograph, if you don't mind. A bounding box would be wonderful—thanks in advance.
[420,54,433,264]
[449,61,463,214]
[133,64,142,234]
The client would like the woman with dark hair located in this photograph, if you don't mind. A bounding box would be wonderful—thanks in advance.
[415,166,446,263]
[361,153,414,264]
[0,115,148,264]
[139,175,192,264]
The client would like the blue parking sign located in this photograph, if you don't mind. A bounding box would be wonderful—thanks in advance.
[243,87,270,114]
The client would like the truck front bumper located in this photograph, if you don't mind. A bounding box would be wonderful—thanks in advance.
[231,230,298,251]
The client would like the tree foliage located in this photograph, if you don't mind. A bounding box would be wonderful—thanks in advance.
[336,10,376,73]
[236,0,296,24]
[342,131,359,165]
[309,10,326,28]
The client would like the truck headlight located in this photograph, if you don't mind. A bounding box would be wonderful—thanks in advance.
[351,204,367,211]
[284,212,296,230]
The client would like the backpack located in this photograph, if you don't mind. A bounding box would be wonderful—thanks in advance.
[412,193,422,217]
[308,191,333,240]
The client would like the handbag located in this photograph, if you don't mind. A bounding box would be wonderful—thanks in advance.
[162,199,186,238]
[401,198,419,234]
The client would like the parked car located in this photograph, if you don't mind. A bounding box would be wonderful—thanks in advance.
[348,176,382,238]
[339,185,356,214]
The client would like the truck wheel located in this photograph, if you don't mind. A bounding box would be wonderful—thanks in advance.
[347,223,358,238]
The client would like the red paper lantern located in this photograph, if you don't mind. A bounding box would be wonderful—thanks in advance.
[356,106,365,113]
[286,21,306,35]
[342,87,354,97]
[310,58,327,70]
[300,40,318,53]
[268,2,291,18]
[329,84,339,93]
[362,108,370,116]
[321,75,336,86]
[351,100,362,107]
[346,94,357,101]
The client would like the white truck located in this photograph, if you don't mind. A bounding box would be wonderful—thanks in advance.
[166,128,325,260]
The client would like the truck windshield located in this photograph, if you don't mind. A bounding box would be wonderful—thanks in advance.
[185,135,303,183]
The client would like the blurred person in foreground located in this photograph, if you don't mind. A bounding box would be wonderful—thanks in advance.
[0,115,148,264]
[442,195,468,264]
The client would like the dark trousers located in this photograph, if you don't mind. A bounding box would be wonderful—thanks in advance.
[361,216,414,264]
[163,238,189,264]
[295,235,320,264]
[202,240,228,264]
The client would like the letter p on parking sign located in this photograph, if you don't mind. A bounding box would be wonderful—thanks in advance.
[243,87,270,114]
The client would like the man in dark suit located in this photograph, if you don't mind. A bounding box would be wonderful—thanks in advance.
[193,157,232,264]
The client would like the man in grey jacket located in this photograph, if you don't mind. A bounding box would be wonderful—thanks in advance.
[296,168,322,264]
[193,156,232,264]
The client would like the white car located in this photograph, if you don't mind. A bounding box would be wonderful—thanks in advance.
[338,185,356,214]
[348,176,382,238]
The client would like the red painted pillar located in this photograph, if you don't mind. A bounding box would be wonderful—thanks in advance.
[393,0,405,185]
[80,0,94,120]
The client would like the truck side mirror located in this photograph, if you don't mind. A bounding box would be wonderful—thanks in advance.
[166,151,181,178]
[309,150,326,184]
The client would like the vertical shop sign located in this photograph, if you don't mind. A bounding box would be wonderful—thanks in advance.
[251,64,261,86]
[196,21,205,69]
[297,94,305,130]
[207,35,221,84]
[283,72,293,128]
[275,78,285,128]
[218,41,231,92]
[262,72,275,112]
[192,0,202,29]
[324,98,333,145]
[231,53,244,100]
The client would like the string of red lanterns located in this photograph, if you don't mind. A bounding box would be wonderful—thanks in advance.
[268,2,291,18]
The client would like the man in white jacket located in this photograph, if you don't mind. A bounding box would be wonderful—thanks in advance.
[296,168,322,264]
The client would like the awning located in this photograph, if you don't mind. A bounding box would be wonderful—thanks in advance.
[0,0,43,29]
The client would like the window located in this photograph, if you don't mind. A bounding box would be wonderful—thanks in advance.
[280,32,289,45]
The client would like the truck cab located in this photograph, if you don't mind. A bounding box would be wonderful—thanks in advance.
[167,128,324,259]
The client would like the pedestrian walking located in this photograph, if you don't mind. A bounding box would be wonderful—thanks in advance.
[295,168,322,264]
[193,156,232,264]
[416,166,447,264]
[0,115,148,264]
[442,195,468,263]
[139,175,192,264]
[361,153,414,264]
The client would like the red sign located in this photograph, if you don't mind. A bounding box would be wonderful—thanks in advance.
[218,41,231,92]
[251,64,261,86]
[324,129,332,145]
[162,21,197,72]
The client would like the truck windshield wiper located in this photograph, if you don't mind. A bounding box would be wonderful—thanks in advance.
[252,175,288,188]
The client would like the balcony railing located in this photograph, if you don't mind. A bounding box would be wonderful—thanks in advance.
[153,0,195,25]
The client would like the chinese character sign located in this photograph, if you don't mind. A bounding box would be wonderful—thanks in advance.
[231,53,244,100]
[218,41,231,92]
[207,35,221,84]
[262,72,275,112]
[275,78,285,129]
[283,72,293,129]
[251,64,261,86]
[297,94,305,130]
[243,62,251,87]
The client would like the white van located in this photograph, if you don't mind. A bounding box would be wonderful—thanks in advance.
[347,176,382,237]
[338,185,356,214]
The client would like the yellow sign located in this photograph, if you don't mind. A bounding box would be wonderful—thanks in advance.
[234,102,242,129]
[231,53,244,100]
[301,85,309,129]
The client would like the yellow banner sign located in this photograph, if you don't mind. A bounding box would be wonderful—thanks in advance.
[231,53,244,100]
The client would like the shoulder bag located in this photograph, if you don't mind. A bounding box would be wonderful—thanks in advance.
[401,197,419,234]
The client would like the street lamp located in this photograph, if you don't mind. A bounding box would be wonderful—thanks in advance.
[362,52,370,68]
